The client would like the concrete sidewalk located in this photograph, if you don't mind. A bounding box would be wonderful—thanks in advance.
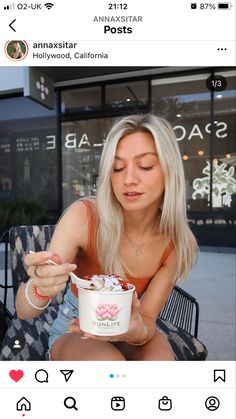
[0,245,235,360]
[181,247,235,360]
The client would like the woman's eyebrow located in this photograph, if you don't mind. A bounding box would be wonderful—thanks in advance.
[114,152,157,160]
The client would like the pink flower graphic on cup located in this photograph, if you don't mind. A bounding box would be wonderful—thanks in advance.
[95,303,122,321]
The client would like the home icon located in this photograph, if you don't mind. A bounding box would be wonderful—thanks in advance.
[16,397,31,411]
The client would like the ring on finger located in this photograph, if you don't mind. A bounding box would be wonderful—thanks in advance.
[33,266,42,278]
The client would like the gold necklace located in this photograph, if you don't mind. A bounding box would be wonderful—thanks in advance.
[123,219,159,256]
[123,231,149,256]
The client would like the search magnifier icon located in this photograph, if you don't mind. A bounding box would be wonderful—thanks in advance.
[64,396,78,411]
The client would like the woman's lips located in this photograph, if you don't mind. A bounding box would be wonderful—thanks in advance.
[123,192,143,201]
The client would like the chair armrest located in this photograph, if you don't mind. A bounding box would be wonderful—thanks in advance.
[0,301,13,343]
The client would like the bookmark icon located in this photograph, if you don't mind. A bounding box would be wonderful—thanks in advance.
[213,369,226,383]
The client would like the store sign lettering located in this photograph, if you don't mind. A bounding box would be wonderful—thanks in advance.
[174,122,227,141]
[44,122,228,150]
[65,133,90,148]
[46,135,56,149]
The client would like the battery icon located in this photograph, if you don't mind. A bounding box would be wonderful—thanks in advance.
[217,3,232,8]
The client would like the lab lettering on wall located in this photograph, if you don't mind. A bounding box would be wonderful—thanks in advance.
[42,133,105,150]
[63,132,105,149]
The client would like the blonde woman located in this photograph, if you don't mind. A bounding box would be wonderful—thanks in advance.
[11,41,24,59]
[17,114,198,360]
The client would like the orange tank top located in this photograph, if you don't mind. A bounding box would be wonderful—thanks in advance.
[70,199,174,298]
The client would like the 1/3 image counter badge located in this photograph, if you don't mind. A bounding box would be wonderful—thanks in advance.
[5,40,29,61]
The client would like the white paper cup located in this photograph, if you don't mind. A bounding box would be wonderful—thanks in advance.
[78,283,135,336]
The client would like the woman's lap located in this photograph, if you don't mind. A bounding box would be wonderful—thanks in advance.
[50,333,126,360]
[48,287,78,354]
[114,330,175,360]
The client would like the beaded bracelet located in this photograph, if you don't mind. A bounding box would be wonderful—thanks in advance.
[127,327,151,346]
[32,283,51,301]
[25,279,52,310]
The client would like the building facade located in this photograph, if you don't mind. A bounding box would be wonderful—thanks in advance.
[0,67,235,246]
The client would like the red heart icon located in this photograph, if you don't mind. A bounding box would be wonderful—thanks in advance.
[9,369,24,382]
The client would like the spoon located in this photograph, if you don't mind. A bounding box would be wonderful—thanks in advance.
[29,251,95,290]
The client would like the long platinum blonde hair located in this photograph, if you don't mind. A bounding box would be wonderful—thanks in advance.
[95,114,197,281]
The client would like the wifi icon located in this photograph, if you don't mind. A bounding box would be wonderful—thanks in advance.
[44,2,54,9]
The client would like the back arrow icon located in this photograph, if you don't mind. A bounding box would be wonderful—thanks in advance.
[9,19,16,32]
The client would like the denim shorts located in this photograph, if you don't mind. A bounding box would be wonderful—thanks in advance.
[48,287,78,354]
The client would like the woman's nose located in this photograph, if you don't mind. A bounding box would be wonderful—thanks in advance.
[123,166,139,185]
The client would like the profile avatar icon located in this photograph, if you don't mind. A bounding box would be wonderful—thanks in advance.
[5,40,28,61]
[9,335,26,355]
[13,339,21,348]
[205,396,220,411]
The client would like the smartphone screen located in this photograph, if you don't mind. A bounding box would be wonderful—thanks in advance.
[0,1,235,417]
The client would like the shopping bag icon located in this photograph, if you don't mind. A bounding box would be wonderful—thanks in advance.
[158,396,172,410]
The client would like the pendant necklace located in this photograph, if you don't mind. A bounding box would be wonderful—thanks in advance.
[123,218,159,256]
[123,232,149,256]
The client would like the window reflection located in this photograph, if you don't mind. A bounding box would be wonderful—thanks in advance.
[61,86,101,114]
[62,118,115,208]
[213,71,236,210]
[105,81,148,110]
[151,72,236,214]
[0,97,58,214]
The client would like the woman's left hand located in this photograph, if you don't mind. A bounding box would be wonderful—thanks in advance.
[67,291,144,342]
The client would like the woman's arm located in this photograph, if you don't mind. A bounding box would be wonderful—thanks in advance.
[15,200,88,320]
[129,249,178,343]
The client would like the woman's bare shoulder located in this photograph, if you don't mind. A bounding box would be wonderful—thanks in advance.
[50,199,94,254]
[61,197,98,220]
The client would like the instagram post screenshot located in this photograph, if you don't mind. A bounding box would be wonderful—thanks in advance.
[0,1,235,417]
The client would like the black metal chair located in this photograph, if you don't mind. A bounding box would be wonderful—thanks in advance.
[0,225,207,360]
[159,285,199,338]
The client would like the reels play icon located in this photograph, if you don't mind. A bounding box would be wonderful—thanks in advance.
[111,396,125,411]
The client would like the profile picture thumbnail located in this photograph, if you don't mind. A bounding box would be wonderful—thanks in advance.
[5,40,29,61]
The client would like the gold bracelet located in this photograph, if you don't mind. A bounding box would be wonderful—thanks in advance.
[127,327,150,346]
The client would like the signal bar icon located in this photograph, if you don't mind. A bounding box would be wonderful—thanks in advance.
[4,3,15,10]
[44,2,54,9]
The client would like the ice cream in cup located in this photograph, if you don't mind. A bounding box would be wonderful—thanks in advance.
[78,274,135,336]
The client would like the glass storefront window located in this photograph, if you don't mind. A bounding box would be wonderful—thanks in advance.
[105,80,148,110]
[151,72,236,215]
[61,86,101,114]
[212,70,236,211]
[152,73,214,212]
[0,97,58,219]
[62,117,116,208]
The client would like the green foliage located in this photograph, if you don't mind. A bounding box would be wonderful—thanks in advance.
[0,198,46,231]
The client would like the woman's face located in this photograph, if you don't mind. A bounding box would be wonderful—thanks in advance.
[111,131,165,212]
[13,43,19,50]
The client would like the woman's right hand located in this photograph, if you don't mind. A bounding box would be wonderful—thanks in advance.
[24,251,77,298]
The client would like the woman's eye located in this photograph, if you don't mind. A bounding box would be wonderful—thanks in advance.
[140,166,153,171]
[113,166,153,172]
[113,167,124,172]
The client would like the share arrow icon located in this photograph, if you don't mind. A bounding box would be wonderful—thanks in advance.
[60,370,74,382]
